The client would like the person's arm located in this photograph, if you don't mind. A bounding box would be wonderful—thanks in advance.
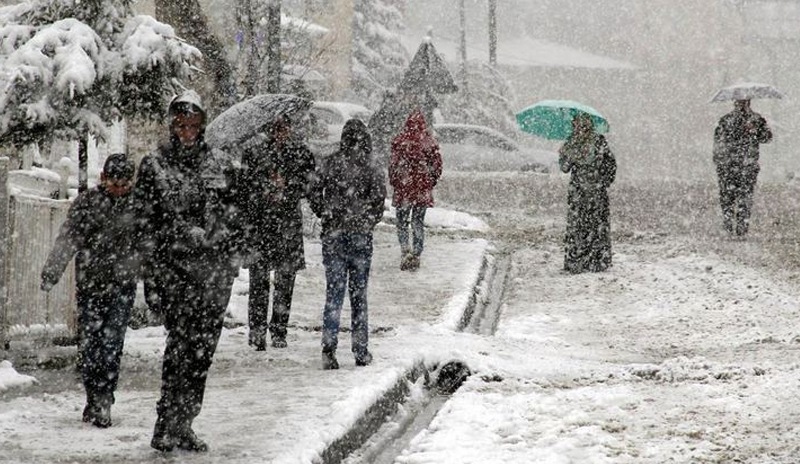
[754,116,773,144]
[558,145,573,173]
[40,193,90,291]
[597,136,617,187]
[367,168,388,228]
[427,141,443,186]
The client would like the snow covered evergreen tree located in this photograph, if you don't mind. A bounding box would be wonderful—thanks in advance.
[0,0,199,148]
[439,61,520,139]
[351,0,409,108]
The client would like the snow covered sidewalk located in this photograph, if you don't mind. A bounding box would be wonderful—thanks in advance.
[0,211,492,464]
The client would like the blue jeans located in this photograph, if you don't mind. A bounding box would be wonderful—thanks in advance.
[321,232,373,356]
[395,205,427,256]
[77,282,135,401]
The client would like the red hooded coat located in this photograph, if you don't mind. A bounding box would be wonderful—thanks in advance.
[389,111,443,207]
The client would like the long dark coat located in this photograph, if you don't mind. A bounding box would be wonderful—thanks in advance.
[238,134,316,272]
[559,133,617,273]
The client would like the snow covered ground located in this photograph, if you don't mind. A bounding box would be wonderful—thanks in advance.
[4,174,800,463]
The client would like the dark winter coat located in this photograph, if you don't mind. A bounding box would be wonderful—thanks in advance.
[41,185,141,291]
[310,119,386,235]
[389,110,442,208]
[135,138,241,288]
[559,133,617,274]
[713,108,772,183]
[238,133,316,271]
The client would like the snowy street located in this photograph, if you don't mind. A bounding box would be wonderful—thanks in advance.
[2,174,800,463]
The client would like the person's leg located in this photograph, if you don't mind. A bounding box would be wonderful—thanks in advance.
[408,206,427,269]
[395,204,411,255]
[270,266,297,347]
[77,289,102,424]
[153,276,228,452]
[321,234,347,369]
[91,284,135,427]
[347,233,373,365]
[247,259,270,350]
[737,173,758,236]
[717,169,736,234]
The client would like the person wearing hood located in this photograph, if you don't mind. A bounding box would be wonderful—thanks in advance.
[135,90,240,452]
[713,99,772,236]
[40,153,139,429]
[309,119,386,369]
[238,114,317,351]
[559,113,617,274]
[388,109,442,271]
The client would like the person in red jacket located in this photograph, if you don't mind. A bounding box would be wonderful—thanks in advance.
[388,109,442,270]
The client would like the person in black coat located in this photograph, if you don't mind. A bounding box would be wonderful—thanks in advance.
[40,153,138,428]
[238,115,316,351]
[136,90,240,453]
[559,114,617,274]
[713,99,773,236]
[309,119,386,369]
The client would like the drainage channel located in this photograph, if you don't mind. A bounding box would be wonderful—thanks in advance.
[326,248,514,464]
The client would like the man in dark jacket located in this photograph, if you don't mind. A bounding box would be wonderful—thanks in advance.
[238,115,316,351]
[713,99,773,236]
[310,119,386,369]
[40,153,138,428]
[136,90,240,452]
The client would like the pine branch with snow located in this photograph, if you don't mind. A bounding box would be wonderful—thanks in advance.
[0,0,199,148]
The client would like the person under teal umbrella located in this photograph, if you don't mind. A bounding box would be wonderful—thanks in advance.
[558,113,617,274]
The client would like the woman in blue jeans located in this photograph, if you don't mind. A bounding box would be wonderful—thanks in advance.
[310,119,386,369]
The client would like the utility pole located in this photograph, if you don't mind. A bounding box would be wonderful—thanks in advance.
[458,0,468,93]
[488,0,497,67]
[266,0,282,93]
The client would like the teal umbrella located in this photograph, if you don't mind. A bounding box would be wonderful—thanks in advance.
[516,99,609,140]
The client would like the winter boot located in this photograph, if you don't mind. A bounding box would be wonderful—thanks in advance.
[151,416,178,452]
[400,253,414,271]
[354,351,373,367]
[322,350,339,370]
[175,427,209,452]
[248,329,267,351]
[271,337,288,349]
[92,394,113,428]
[407,254,420,271]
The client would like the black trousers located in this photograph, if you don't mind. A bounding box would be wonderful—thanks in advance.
[154,268,234,434]
[248,260,296,340]
[717,168,757,236]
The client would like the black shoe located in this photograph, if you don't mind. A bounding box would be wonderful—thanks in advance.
[82,403,95,423]
[249,331,267,351]
[400,253,413,271]
[151,431,176,452]
[271,337,288,349]
[407,255,420,270]
[176,428,209,452]
[355,351,373,367]
[322,351,339,370]
[93,404,112,428]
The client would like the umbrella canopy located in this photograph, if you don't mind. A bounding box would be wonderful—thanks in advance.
[205,93,312,149]
[710,82,785,103]
[516,99,609,140]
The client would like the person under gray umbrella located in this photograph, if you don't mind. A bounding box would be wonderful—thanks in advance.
[237,115,317,351]
[712,99,773,236]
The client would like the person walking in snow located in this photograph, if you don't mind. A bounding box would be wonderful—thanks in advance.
[136,90,241,452]
[559,113,617,274]
[40,153,139,429]
[238,115,317,351]
[388,109,442,271]
[713,99,772,236]
[309,119,386,370]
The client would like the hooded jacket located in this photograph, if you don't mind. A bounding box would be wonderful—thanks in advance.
[310,119,386,235]
[389,110,442,207]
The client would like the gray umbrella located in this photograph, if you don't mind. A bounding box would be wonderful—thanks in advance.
[710,82,785,102]
[205,94,312,149]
